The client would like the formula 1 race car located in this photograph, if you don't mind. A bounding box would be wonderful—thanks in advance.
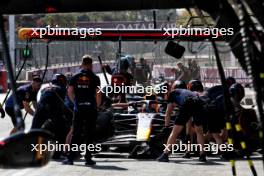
[95,99,176,158]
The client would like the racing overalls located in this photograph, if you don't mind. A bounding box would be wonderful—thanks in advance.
[167,89,206,127]
[31,84,68,144]
[5,84,38,127]
[67,69,100,161]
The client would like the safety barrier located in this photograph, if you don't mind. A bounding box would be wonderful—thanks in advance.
[26,61,116,81]
[152,65,251,84]
[22,63,252,85]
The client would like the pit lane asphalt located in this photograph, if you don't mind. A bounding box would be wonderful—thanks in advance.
[0,77,264,176]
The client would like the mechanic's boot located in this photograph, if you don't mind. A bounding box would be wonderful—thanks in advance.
[198,153,207,162]
[157,153,169,162]
[62,158,73,165]
[85,158,96,166]
[183,152,191,159]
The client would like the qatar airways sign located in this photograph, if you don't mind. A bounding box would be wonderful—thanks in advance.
[77,21,176,29]
[115,22,176,29]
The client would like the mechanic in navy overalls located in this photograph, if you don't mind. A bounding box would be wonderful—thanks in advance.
[5,76,42,127]
[63,55,101,166]
[157,88,207,162]
[31,74,68,134]
[31,73,69,159]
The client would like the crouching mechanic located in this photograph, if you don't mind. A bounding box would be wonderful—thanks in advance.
[157,88,207,162]
[63,55,101,166]
[203,77,237,147]
[31,73,69,159]
[5,76,42,128]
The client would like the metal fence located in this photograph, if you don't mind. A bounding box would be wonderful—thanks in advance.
[3,40,240,72]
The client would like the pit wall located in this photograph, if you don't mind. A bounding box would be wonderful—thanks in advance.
[26,64,251,84]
